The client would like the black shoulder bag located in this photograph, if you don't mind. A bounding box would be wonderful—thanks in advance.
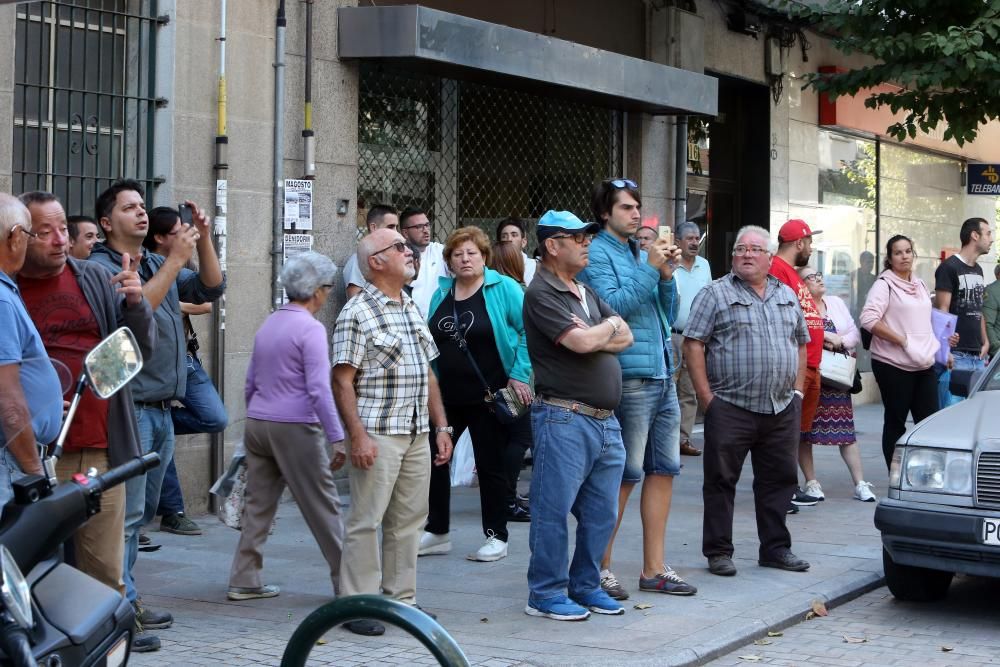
[450,290,530,424]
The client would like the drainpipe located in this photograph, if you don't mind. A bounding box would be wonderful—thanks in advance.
[674,116,688,227]
[302,0,315,179]
[209,0,229,510]
[271,0,287,309]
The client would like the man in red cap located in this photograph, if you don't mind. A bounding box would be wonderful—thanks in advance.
[769,219,826,508]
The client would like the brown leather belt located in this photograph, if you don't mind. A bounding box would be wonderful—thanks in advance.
[539,396,614,420]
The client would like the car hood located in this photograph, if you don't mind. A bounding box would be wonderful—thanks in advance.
[903,390,999,450]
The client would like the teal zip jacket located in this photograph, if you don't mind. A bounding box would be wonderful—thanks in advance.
[578,229,678,379]
[427,268,532,384]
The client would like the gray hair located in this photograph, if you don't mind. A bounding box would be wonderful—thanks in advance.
[733,225,776,254]
[0,193,30,238]
[676,221,700,240]
[279,251,337,301]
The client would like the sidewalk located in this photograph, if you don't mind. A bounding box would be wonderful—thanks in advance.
[132,404,888,667]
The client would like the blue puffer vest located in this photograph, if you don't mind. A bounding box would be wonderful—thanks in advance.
[578,230,678,379]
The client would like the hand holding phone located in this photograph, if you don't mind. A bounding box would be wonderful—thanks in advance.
[658,226,673,246]
[178,203,194,226]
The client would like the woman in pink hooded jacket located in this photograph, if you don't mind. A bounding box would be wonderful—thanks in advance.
[860,235,942,468]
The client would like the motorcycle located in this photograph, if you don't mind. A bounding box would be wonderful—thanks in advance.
[0,327,160,667]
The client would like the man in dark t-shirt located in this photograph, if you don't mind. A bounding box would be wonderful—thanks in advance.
[522,210,634,622]
[935,216,994,406]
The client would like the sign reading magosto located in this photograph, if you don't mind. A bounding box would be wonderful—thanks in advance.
[968,164,1000,195]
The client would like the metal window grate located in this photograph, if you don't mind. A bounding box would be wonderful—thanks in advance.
[13,0,159,217]
[358,63,624,244]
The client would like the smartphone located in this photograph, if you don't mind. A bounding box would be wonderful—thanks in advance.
[658,226,673,246]
[178,203,194,226]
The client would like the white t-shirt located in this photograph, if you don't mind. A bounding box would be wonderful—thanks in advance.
[410,242,449,317]
[523,252,537,285]
[343,254,364,295]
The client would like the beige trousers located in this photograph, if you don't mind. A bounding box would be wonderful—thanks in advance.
[672,332,699,444]
[340,431,430,604]
[229,419,345,594]
[56,448,126,594]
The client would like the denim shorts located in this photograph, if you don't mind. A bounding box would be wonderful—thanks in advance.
[616,377,681,483]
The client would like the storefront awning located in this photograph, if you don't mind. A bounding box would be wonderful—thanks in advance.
[338,5,717,117]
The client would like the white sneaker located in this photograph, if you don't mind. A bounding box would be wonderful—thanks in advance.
[854,481,877,502]
[804,479,825,501]
[467,531,507,562]
[418,531,451,556]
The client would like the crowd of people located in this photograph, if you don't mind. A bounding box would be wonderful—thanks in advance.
[0,175,995,647]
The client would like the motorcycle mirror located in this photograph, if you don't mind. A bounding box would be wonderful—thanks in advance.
[0,545,32,630]
[83,327,144,399]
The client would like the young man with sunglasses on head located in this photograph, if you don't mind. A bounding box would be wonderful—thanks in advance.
[578,178,696,602]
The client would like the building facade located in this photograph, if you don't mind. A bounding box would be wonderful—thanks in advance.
[2,0,997,510]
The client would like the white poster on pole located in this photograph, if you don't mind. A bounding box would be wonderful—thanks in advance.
[284,179,313,230]
[281,233,314,303]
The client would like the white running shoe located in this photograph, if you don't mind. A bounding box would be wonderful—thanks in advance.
[418,531,451,556]
[804,479,825,501]
[854,481,877,502]
[467,531,507,562]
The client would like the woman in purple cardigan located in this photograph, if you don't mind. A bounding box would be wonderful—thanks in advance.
[228,252,346,601]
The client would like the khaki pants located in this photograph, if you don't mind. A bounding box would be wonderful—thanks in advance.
[229,419,344,594]
[672,332,698,444]
[340,432,430,604]
[56,449,125,594]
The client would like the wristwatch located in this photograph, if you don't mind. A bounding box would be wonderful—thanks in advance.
[435,426,454,435]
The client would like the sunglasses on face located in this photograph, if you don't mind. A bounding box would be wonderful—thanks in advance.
[550,233,594,245]
[402,222,430,231]
[610,178,638,189]
[374,241,407,255]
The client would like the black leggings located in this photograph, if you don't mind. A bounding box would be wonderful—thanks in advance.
[870,358,939,469]
[427,402,510,542]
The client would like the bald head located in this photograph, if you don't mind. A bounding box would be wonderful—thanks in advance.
[357,227,413,288]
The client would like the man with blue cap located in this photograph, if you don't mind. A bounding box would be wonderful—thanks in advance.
[522,210,634,621]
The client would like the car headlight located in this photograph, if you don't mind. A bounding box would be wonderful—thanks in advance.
[903,447,973,495]
[0,545,32,630]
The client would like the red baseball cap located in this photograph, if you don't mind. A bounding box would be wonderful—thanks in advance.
[778,219,822,243]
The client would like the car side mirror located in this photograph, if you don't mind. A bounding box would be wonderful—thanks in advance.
[950,368,985,398]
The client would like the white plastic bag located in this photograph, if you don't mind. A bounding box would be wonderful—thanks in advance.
[449,429,475,488]
[211,454,247,530]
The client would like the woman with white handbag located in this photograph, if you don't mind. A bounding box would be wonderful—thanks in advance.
[798,267,877,502]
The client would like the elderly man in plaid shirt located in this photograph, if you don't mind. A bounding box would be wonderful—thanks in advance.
[332,227,453,637]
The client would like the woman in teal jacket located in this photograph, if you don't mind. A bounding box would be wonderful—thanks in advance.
[420,226,532,563]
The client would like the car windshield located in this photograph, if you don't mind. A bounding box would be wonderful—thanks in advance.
[983,359,1000,392]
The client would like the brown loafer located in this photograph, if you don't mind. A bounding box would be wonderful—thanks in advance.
[680,441,701,456]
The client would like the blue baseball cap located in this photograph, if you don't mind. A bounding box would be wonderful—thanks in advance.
[536,210,600,243]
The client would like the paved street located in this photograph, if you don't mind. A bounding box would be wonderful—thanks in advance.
[707,575,1000,667]
[132,405,891,666]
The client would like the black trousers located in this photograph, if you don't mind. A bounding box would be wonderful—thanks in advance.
[502,411,532,504]
[870,359,939,469]
[702,397,799,561]
[427,402,510,542]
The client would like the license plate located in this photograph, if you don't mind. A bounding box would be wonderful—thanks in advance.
[983,517,1000,546]
[106,635,127,667]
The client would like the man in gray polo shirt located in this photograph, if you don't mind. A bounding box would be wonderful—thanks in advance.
[523,210,634,622]
[683,225,811,578]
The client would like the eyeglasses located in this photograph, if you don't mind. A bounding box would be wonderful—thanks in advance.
[374,241,407,255]
[402,222,430,231]
[802,272,823,282]
[12,224,38,239]
[610,178,638,189]
[549,233,594,244]
[732,245,769,257]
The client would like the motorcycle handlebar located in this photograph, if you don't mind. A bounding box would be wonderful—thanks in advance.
[93,453,161,492]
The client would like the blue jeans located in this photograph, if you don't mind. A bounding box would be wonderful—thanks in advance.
[0,448,24,520]
[527,403,625,603]
[935,351,986,408]
[123,404,175,603]
[157,354,228,516]
[616,377,682,483]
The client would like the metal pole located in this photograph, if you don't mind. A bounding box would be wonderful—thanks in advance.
[271,0,287,309]
[674,115,688,228]
[209,0,229,511]
[302,0,315,179]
